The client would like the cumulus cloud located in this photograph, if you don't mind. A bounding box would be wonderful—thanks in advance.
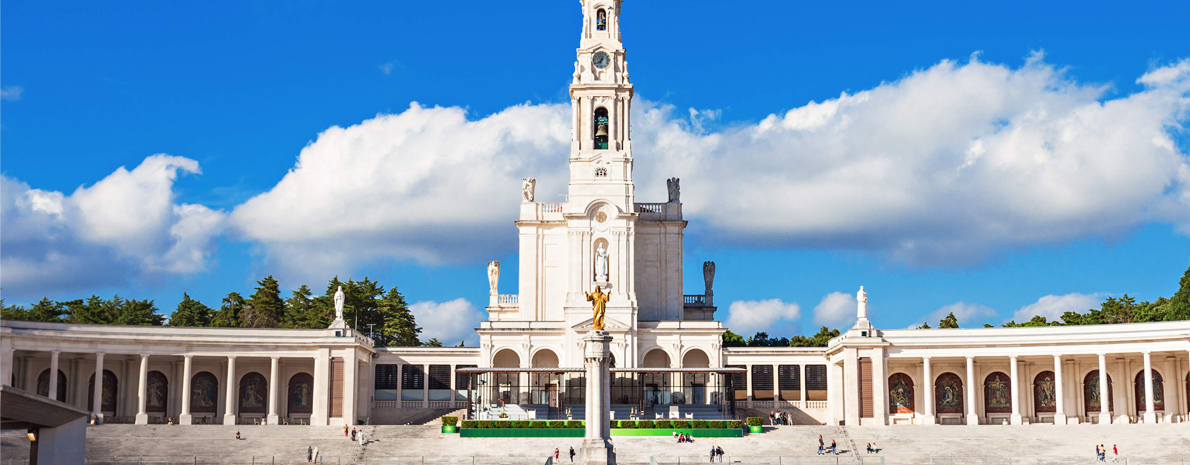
[1,85,23,101]
[1011,292,1102,322]
[725,298,801,337]
[813,291,857,329]
[409,298,482,345]
[915,301,999,328]
[0,155,224,298]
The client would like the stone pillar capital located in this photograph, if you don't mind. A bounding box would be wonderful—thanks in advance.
[271,356,281,361]
[51,350,61,355]
[227,355,237,360]
[140,353,151,359]
[184,354,194,360]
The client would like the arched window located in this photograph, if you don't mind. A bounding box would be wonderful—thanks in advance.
[1083,370,1114,414]
[594,107,609,150]
[88,369,119,413]
[888,373,914,414]
[1134,369,1165,413]
[238,372,268,414]
[1033,371,1057,413]
[36,369,67,402]
[983,372,1011,413]
[596,9,607,31]
[146,371,169,413]
[595,167,608,177]
[934,372,963,414]
[288,373,314,414]
[190,372,219,413]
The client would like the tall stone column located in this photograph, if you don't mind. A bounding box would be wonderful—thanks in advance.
[1098,353,1111,425]
[48,351,61,402]
[922,357,934,425]
[180,355,193,425]
[965,356,978,425]
[268,357,280,425]
[0,339,12,388]
[1009,356,1021,425]
[1142,351,1156,424]
[223,356,237,425]
[772,364,780,403]
[1053,355,1066,425]
[135,354,150,424]
[872,348,888,426]
[843,349,860,426]
[92,352,106,423]
[580,331,613,465]
[799,364,807,405]
[311,350,329,426]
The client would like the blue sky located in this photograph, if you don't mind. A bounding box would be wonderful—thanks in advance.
[3,0,1189,344]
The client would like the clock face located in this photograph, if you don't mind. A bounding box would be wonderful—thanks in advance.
[593,52,610,70]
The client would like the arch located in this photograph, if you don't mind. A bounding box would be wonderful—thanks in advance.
[609,353,616,369]
[492,348,521,368]
[888,372,914,414]
[288,372,314,414]
[1033,371,1057,413]
[595,8,607,31]
[641,348,671,368]
[983,372,1011,413]
[87,369,119,412]
[190,371,219,413]
[531,348,560,368]
[593,107,609,150]
[238,372,268,414]
[1083,370,1114,414]
[146,370,169,413]
[1134,369,1165,412]
[36,369,67,402]
[934,372,963,414]
[681,349,710,368]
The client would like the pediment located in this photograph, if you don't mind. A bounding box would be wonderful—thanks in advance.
[572,316,629,331]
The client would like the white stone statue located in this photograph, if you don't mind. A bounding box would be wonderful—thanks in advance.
[703,261,715,291]
[333,286,345,321]
[857,286,868,320]
[522,178,536,203]
[595,242,609,283]
[667,177,680,202]
[487,261,499,294]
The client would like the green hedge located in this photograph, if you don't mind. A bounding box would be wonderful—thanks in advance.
[442,416,458,426]
[745,417,763,426]
[458,419,742,430]
[460,420,583,429]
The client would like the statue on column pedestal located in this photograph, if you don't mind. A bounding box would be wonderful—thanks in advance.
[857,286,868,320]
[586,286,609,331]
[487,261,499,295]
[334,286,345,321]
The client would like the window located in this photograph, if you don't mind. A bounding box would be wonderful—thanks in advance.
[778,364,801,400]
[595,167,608,177]
[454,365,476,402]
[401,364,424,401]
[429,365,452,401]
[805,364,828,401]
[375,364,400,390]
[727,365,747,402]
[751,365,774,401]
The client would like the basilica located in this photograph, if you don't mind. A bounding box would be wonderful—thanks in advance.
[2,0,1189,429]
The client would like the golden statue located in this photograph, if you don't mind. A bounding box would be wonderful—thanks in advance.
[586,285,609,330]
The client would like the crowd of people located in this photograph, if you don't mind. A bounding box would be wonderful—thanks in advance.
[1096,444,1119,462]
[768,411,792,425]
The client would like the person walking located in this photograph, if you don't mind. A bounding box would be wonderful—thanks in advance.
[235,431,241,440]
[554,447,560,461]
[817,435,824,455]
[313,446,320,463]
[830,439,837,455]
[1112,444,1118,462]
[307,445,313,462]
[710,445,716,462]
[344,425,348,437]
[717,446,724,462]
[359,429,365,447]
[569,446,575,462]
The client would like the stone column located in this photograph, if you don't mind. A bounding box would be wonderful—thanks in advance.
[843,349,860,426]
[223,356,237,425]
[1053,355,1066,425]
[1142,351,1156,424]
[800,364,807,405]
[922,357,935,425]
[268,357,280,425]
[1009,356,1022,425]
[0,339,12,387]
[344,350,358,425]
[48,351,61,402]
[135,354,150,424]
[772,364,781,403]
[1098,354,1111,425]
[180,356,193,425]
[311,350,329,426]
[92,352,106,423]
[872,348,888,426]
[965,356,978,425]
[580,330,613,464]
[745,364,754,405]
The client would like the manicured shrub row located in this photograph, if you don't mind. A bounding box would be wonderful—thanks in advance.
[442,416,459,426]
[613,420,742,429]
[745,417,763,427]
[459,420,584,429]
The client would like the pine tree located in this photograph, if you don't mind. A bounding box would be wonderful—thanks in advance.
[422,338,443,347]
[211,292,245,327]
[378,286,420,347]
[170,293,213,327]
[0,298,67,322]
[1161,265,1190,321]
[938,312,959,328]
[242,275,284,328]
[117,299,164,325]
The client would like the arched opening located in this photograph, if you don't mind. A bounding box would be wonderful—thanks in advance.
[934,372,963,415]
[87,369,119,413]
[531,349,559,368]
[288,372,314,415]
[1083,370,1114,415]
[983,372,1011,414]
[238,372,268,415]
[682,349,710,368]
[596,9,607,31]
[889,373,914,414]
[491,349,522,404]
[642,349,672,406]
[681,349,711,406]
[642,349,670,368]
[1033,371,1057,413]
[593,107,609,150]
[146,371,169,413]
[36,369,67,402]
[492,349,521,368]
[190,371,219,414]
[530,349,561,408]
[1134,369,1165,413]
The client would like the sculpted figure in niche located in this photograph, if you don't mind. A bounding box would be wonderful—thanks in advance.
[334,286,345,321]
[595,242,609,282]
[586,285,609,331]
[666,177,680,202]
[522,178,536,202]
[487,261,499,294]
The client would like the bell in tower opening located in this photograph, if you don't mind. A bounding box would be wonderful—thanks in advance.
[596,9,607,31]
[594,107,609,150]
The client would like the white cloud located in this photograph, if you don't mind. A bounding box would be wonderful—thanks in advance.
[1,85,23,101]
[915,301,999,328]
[409,298,482,345]
[813,291,857,329]
[1011,292,1101,322]
[725,298,801,337]
[0,155,225,298]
